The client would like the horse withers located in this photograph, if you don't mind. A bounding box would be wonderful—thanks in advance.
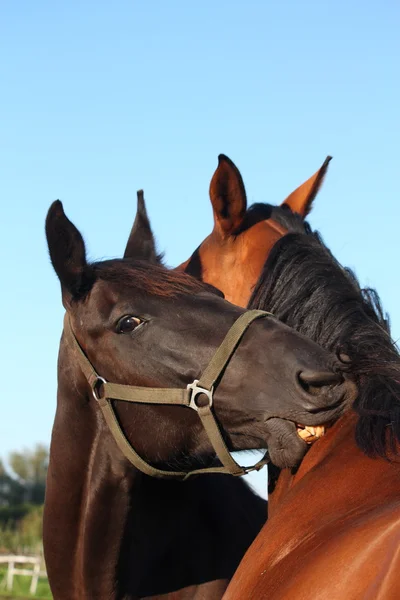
[43,201,355,600]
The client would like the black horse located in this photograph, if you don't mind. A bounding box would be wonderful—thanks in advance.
[43,200,354,599]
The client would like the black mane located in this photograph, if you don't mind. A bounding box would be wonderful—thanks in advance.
[238,203,308,234]
[249,228,400,459]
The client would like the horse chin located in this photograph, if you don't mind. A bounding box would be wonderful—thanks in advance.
[264,418,309,469]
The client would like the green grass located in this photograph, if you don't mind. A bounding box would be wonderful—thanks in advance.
[0,568,52,600]
[0,505,51,599]
[0,596,50,600]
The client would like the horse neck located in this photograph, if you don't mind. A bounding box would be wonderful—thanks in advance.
[119,474,267,598]
[43,340,138,600]
[223,410,400,600]
[269,410,400,520]
[44,341,268,600]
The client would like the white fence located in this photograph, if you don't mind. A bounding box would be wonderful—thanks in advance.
[0,555,47,595]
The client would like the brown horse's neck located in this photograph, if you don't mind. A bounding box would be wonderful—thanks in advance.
[266,408,400,552]
[224,413,400,599]
[268,411,361,515]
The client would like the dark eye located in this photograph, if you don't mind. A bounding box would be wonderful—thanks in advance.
[116,315,143,334]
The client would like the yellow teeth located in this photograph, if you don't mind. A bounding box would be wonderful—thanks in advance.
[296,425,326,444]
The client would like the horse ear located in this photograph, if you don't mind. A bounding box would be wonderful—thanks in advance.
[209,154,247,237]
[124,190,160,263]
[281,156,332,218]
[45,200,93,306]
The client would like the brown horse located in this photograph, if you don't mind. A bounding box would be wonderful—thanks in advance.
[180,157,400,598]
[43,201,354,600]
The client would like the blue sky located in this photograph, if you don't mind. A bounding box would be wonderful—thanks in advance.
[1,1,399,497]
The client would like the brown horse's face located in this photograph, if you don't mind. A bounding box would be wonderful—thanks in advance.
[177,154,330,307]
[46,200,355,469]
[180,219,287,307]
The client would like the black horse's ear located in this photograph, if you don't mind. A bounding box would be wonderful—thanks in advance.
[124,190,161,263]
[45,201,94,307]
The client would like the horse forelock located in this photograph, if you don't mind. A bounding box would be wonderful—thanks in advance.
[91,259,209,299]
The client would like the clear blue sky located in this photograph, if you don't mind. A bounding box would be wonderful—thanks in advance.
[1,1,399,497]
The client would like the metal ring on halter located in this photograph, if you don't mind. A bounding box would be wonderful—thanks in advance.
[91,376,107,401]
[187,380,214,411]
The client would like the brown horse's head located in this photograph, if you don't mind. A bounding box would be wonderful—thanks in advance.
[177,154,330,306]
[46,199,354,469]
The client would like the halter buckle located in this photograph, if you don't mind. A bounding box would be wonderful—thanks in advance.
[187,380,214,411]
[91,376,107,401]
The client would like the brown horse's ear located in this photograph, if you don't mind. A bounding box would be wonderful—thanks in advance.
[124,190,160,263]
[209,154,247,236]
[46,201,94,307]
[281,156,332,218]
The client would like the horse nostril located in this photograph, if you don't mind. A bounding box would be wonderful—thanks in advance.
[297,370,343,395]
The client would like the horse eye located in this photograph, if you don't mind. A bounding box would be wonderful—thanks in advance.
[116,316,143,334]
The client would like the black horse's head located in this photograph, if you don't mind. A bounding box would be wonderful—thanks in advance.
[45,199,356,470]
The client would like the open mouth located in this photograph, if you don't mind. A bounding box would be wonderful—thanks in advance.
[296,424,326,444]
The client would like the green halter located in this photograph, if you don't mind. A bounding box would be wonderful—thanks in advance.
[64,310,272,480]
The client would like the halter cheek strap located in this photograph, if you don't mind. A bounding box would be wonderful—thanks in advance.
[63,310,272,480]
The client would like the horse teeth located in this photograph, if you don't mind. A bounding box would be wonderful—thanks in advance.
[296,425,326,444]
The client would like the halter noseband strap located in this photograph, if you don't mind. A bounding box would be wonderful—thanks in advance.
[63,310,272,480]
